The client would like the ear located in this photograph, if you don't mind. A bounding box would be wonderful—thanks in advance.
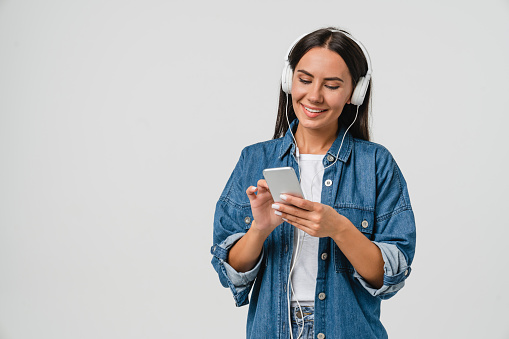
[346,83,354,104]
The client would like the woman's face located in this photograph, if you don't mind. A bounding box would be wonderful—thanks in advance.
[291,47,354,134]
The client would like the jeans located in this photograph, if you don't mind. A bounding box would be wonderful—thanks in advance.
[290,306,314,339]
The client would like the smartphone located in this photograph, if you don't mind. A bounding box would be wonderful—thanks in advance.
[262,167,304,203]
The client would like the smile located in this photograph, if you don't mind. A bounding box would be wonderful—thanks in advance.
[304,106,326,113]
[301,103,327,118]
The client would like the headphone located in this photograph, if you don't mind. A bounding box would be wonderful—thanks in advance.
[281,29,372,106]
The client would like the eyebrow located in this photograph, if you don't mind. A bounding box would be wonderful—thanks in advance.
[296,69,344,82]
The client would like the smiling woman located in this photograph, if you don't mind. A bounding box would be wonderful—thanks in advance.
[210,28,415,339]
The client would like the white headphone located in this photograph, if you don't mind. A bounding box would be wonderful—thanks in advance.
[281,29,372,106]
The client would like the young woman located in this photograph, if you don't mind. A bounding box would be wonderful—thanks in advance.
[211,27,416,339]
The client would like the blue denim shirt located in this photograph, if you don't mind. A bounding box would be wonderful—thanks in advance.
[211,120,416,339]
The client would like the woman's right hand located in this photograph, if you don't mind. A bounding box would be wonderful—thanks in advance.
[246,179,283,235]
[229,180,281,273]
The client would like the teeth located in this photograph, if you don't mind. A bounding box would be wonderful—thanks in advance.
[304,106,326,113]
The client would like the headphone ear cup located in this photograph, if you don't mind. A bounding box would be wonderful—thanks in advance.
[350,76,369,106]
[281,61,293,94]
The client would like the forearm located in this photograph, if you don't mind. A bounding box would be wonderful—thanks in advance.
[332,220,385,289]
[228,220,271,273]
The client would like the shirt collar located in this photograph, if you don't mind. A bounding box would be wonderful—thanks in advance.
[278,119,353,163]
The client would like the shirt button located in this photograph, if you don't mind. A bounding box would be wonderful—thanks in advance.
[244,216,251,224]
[361,220,369,228]
[324,179,332,187]
[405,269,409,276]
[317,333,325,339]
[318,292,326,300]
[327,155,335,162]
[321,253,328,260]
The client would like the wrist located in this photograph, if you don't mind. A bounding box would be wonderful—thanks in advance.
[250,220,272,240]
[331,214,355,244]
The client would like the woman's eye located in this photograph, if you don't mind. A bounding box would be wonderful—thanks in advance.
[325,85,340,90]
[299,78,311,84]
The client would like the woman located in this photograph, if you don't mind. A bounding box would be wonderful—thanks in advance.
[211,27,416,339]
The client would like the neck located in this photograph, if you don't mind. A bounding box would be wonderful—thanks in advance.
[294,123,338,155]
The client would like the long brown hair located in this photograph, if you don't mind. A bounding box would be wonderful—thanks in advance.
[272,28,371,141]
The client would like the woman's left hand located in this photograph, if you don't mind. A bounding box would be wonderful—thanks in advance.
[275,194,384,288]
[272,194,350,238]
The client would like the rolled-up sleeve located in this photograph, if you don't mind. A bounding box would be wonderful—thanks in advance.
[211,232,264,306]
[211,148,262,306]
[354,241,411,298]
[355,147,416,299]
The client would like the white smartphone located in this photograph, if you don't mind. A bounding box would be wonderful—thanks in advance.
[262,167,304,203]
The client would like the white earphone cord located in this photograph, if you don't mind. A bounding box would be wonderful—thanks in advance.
[285,93,305,339]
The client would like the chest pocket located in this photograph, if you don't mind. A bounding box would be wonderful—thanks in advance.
[333,207,375,273]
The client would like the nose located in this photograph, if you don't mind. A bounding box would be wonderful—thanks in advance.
[307,83,323,104]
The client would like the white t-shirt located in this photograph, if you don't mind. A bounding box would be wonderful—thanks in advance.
[290,154,324,306]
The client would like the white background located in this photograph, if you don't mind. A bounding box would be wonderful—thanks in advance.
[1,1,508,338]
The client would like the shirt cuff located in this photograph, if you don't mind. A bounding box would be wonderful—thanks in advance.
[353,242,411,298]
[210,232,264,294]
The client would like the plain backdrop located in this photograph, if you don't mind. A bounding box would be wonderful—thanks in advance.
[1,0,508,338]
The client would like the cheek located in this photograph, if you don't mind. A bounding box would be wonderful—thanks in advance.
[331,98,346,110]
[328,92,351,110]
[290,83,305,101]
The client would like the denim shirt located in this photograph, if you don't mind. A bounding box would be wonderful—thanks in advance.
[211,120,416,339]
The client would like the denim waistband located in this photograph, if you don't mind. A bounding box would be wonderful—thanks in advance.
[290,306,314,324]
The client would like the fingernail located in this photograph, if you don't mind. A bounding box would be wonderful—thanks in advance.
[280,194,287,201]
[271,204,279,210]
[282,218,288,222]
[274,210,282,216]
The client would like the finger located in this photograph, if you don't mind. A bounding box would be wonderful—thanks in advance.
[246,186,258,202]
[257,179,270,190]
[273,203,309,220]
[280,194,314,211]
[279,213,313,235]
[274,209,313,229]
[246,186,258,195]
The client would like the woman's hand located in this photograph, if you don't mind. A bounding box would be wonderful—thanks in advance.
[228,180,282,273]
[272,194,385,287]
[271,194,350,239]
[246,180,283,234]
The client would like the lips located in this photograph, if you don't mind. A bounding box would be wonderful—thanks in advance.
[301,103,327,118]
